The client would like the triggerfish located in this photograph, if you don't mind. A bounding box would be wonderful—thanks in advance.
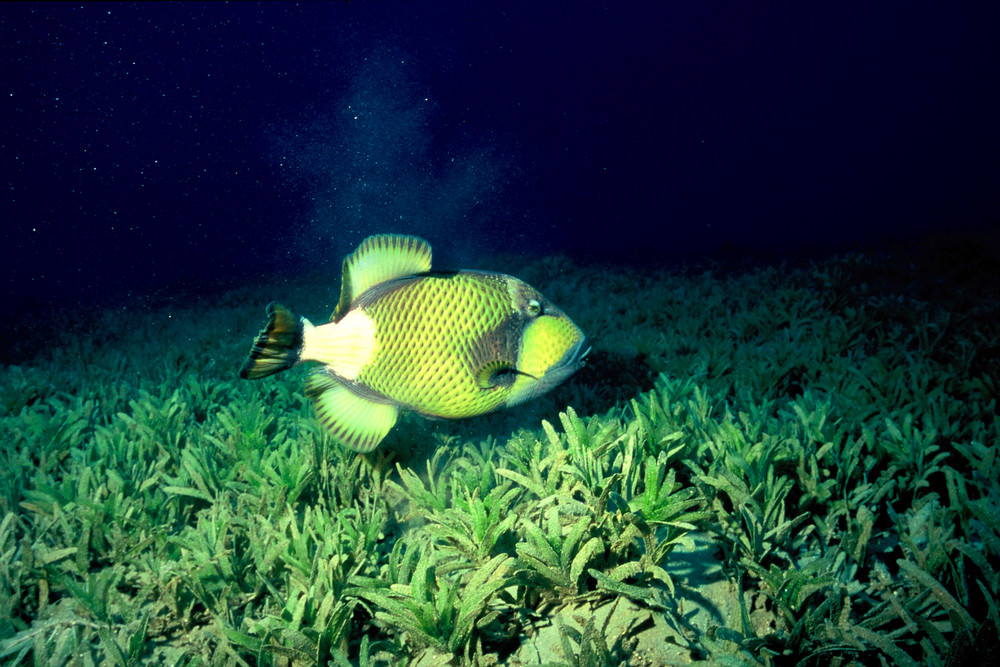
[239,234,589,452]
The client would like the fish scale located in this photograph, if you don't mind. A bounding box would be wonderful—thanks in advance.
[359,274,511,418]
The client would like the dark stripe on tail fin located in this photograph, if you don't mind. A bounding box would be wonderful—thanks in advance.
[239,302,304,379]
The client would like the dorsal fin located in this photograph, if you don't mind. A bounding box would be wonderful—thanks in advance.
[332,234,432,322]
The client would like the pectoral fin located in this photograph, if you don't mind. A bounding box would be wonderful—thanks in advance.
[475,360,536,389]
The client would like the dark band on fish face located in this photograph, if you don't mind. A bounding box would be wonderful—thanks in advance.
[469,319,522,389]
[464,277,560,387]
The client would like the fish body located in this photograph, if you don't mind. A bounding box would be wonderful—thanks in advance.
[240,234,588,452]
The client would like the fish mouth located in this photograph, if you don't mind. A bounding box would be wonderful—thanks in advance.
[506,336,590,408]
[561,336,591,371]
[540,336,590,387]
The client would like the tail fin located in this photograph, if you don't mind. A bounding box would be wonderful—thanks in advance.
[239,302,304,379]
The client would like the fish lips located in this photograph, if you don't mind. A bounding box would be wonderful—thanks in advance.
[506,335,589,408]
[538,336,590,391]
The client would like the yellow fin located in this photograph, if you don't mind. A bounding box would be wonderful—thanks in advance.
[305,371,399,452]
[332,234,432,321]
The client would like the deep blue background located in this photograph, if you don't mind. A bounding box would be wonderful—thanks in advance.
[3,2,998,314]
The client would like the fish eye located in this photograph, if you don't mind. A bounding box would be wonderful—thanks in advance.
[526,299,542,317]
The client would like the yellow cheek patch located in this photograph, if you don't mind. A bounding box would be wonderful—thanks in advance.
[517,316,583,376]
[303,310,377,380]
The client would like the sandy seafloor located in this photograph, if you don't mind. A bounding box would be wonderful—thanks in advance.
[1,235,999,666]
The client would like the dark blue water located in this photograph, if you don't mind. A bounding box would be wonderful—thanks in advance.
[3,2,998,323]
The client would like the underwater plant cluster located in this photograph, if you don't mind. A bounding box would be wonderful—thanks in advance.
[1,241,998,665]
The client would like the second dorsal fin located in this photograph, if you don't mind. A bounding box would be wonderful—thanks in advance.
[331,234,432,321]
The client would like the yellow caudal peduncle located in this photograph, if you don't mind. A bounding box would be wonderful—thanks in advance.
[301,310,377,381]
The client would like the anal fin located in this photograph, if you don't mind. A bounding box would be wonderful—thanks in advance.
[305,371,398,452]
